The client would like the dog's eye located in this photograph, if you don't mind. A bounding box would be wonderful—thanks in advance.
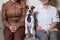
[27,7,29,9]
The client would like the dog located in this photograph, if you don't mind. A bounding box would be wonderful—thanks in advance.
[25,6,35,39]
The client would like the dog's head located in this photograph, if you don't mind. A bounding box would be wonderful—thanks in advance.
[26,6,35,15]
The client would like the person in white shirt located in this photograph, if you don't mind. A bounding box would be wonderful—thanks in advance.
[34,0,59,40]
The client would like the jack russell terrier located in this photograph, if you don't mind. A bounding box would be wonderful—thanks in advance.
[25,6,35,39]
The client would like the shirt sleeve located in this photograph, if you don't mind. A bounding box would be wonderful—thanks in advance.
[52,8,59,22]
[2,3,11,29]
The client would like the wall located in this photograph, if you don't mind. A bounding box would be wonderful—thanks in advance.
[0,0,60,10]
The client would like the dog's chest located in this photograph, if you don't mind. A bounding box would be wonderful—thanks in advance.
[27,15,34,26]
[27,15,33,23]
[27,22,32,27]
[27,16,31,23]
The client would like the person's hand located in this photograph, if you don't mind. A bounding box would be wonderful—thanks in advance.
[45,30,50,36]
[10,26,17,33]
[36,26,42,31]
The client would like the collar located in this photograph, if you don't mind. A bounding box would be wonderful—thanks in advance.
[41,4,51,10]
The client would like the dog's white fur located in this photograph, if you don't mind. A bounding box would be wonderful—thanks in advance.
[25,6,35,38]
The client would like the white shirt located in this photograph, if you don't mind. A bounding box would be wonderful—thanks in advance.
[34,5,59,31]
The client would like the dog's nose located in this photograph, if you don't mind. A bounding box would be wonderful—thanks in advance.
[29,10,31,13]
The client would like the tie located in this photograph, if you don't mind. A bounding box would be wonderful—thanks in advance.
[27,14,31,23]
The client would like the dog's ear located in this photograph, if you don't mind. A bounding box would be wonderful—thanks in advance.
[26,5,29,9]
[31,6,35,10]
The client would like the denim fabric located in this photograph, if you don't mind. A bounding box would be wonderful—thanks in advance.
[35,30,58,40]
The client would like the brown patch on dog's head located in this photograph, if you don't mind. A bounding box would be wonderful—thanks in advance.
[26,5,29,9]
[26,5,35,10]
[31,6,35,10]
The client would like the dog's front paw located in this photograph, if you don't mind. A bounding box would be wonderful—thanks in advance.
[30,31,33,34]
[25,30,28,34]
[26,33,31,38]
[26,35,29,38]
[25,32,28,34]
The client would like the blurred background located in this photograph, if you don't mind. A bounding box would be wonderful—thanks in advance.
[0,0,60,40]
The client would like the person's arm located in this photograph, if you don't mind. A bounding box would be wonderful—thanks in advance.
[2,3,10,29]
[47,22,57,32]
[45,22,58,36]
[47,8,59,32]
[16,1,26,28]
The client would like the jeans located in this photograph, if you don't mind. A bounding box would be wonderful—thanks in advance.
[35,30,58,40]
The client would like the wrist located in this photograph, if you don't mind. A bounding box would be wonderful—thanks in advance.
[47,29,51,32]
[9,26,12,30]
[7,26,10,29]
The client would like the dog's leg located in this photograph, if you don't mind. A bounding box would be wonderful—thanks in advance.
[25,24,28,34]
[30,23,34,34]
[32,30,35,39]
[25,17,29,34]
[30,17,35,39]
[30,16,34,34]
[25,20,29,38]
[31,24,36,39]
[25,23,29,37]
[30,25,35,39]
